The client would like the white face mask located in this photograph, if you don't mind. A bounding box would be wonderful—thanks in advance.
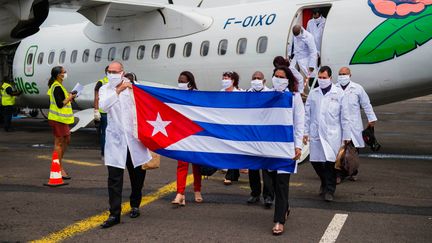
[178,82,189,90]
[62,73,68,81]
[318,78,332,89]
[221,79,233,89]
[337,75,350,86]
[272,77,288,91]
[251,79,264,91]
[108,73,123,88]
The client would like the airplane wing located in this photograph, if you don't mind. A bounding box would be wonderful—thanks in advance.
[0,0,211,45]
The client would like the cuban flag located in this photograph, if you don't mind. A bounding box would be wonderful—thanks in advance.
[132,85,296,172]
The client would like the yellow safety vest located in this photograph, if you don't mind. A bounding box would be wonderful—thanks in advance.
[98,76,109,114]
[1,82,15,106]
[47,80,74,124]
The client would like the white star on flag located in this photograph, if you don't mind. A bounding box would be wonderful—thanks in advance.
[147,112,172,137]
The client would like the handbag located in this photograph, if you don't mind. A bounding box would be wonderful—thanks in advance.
[142,151,160,170]
[335,143,359,176]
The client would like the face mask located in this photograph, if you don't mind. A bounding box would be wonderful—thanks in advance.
[108,73,123,88]
[272,77,288,91]
[251,79,264,91]
[221,79,233,89]
[178,82,189,90]
[318,78,332,89]
[62,73,68,80]
[337,75,350,86]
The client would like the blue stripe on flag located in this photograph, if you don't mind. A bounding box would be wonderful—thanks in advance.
[135,84,293,109]
[194,122,294,142]
[155,149,296,172]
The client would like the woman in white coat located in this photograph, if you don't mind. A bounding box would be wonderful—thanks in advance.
[99,61,152,228]
[303,66,351,202]
[270,66,305,235]
[336,67,377,181]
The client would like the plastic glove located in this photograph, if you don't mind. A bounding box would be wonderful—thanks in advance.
[94,109,101,121]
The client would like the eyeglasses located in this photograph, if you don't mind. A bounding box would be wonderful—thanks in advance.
[223,71,234,76]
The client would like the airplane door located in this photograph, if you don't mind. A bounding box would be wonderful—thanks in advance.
[286,5,331,58]
[24,45,37,77]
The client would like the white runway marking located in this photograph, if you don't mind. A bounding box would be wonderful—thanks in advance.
[360,153,432,161]
[319,214,348,243]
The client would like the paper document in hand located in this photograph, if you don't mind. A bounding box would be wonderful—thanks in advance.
[72,83,84,97]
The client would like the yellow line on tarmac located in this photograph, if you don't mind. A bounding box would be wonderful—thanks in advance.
[31,174,194,243]
[37,155,102,167]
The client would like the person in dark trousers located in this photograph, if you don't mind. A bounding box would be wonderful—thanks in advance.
[99,61,152,228]
[246,71,274,207]
[303,66,351,202]
[94,66,109,159]
[1,79,22,132]
[269,66,305,236]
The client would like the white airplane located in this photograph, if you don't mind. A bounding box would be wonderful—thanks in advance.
[1,0,432,128]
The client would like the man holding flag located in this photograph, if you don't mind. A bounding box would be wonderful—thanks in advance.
[99,61,152,228]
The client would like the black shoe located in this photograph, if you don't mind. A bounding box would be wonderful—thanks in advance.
[247,196,260,204]
[130,207,140,218]
[264,197,273,209]
[101,216,120,228]
[324,193,334,202]
[62,176,71,180]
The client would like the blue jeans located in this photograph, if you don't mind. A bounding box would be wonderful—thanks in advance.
[99,113,107,156]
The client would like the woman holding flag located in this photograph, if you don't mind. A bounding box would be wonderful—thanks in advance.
[171,71,203,205]
[269,65,305,235]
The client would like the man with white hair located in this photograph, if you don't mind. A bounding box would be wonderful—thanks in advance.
[99,61,152,228]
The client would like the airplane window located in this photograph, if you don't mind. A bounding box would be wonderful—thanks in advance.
[70,50,77,64]
[37,52,44,65]
[82,49,90,63]
[48,51,55,64]
[200,41,209,56]
[59,50,66,64]
[95,48,102,62]
[108,47,116,61]
[167,43,176,58]
[152,44,160,59]
[137,45,145,60]
[183,42,192,57]
[218,39,228,56]
[237,38,247,55]
[122,46,130,61]
[257,36,268,54]
[27,53,34,65]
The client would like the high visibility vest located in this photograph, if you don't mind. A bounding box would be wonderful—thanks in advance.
[98,77,109,114]
[47,80,74,124]
[1,82,15,106]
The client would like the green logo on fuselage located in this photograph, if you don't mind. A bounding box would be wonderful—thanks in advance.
[14,77,39,94]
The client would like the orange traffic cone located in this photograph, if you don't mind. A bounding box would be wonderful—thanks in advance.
[44,151,68,187]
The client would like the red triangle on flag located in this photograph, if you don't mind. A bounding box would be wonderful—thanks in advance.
[132,86,203,151]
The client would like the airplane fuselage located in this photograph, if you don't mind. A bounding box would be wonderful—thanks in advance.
[11,0,432,109]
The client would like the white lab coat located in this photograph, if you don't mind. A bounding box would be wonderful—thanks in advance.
[289,66,304,93]
[304,85,350,162]
[291,28,318,77]
[268,89,305,174]
[306,16,326,54]
[336,81,377,148]
[99,81,152,169]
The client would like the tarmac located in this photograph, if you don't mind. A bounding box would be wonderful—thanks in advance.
[0,95,431,242]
